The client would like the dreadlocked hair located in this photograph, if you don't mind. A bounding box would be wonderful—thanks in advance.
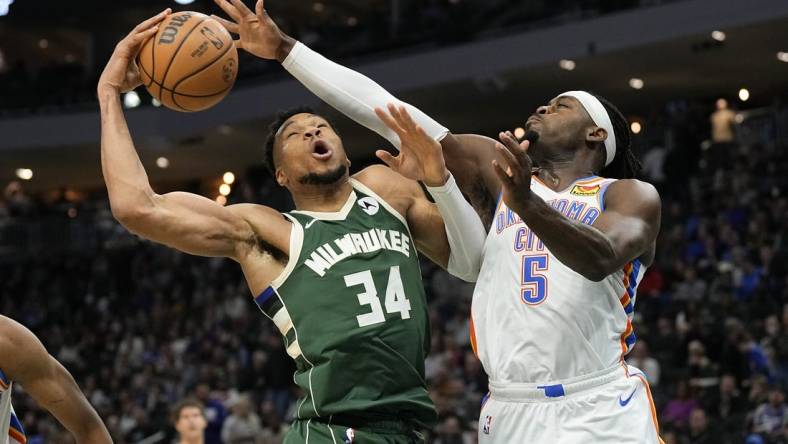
[592,94,642,179]
[263,106,341,176]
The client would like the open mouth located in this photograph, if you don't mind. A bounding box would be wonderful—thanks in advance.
[311,140,333,160]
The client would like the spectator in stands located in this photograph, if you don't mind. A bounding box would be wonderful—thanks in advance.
[193,384,228,444]
[704,373,747,438]
[221,394,264,444]
[662,380,699,430]
[258,400,287,444]
[678,408,713,444]
[172,399,208,444]
[710,98,737,145]
[433,412,472,444]
[752,388,788,442]
[627,340,661,387]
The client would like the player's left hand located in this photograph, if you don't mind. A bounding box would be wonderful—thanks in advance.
[493,131,533,213]
[375,104,450,187]
[97,8,171,95]
[212,0,292,61]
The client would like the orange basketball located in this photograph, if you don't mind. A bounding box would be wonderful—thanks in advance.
[137,11,238,112]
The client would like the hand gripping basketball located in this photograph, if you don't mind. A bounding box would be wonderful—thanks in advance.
[98,9,172,94]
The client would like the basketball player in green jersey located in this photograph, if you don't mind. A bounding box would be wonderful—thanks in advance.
[98,9,485,444]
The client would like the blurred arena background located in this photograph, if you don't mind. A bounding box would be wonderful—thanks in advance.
[2,0,788,442]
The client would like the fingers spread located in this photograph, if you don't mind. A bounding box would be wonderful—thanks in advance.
[396,105,418,132]
[375,106,405,135]
[376,150,398,168]
[211,15,240,34]
[229,0,255,18]
[214,0,242,21]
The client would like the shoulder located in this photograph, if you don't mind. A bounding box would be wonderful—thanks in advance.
[226,203,285,220]
[226,203,292,232]
[352,164,422,200]
[353,165,424,221]
[604,179,661,212]
[226,204,292,255]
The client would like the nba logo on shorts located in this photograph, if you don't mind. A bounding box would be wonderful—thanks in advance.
[483,415,493,434]
[344,428,355,443]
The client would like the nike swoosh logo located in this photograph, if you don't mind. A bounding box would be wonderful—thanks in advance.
[305,219,318,229]
[619,388,637,406]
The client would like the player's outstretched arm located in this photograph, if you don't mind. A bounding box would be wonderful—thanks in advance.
[0,316,112,444]
[372,105,486,282]
[97,12,287,260]
[211,0,501,222]
[493,132,661,281]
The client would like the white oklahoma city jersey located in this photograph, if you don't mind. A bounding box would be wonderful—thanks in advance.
[1,368,26,444]
[471,175,646,384]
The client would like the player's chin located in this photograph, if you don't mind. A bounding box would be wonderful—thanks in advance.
[298,163,348,185]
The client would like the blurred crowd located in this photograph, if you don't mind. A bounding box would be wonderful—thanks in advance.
[0,0,667,115]
[1,97,787,444]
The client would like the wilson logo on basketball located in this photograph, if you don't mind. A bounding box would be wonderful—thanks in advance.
[158,13,194,44]
[570,184,601,196]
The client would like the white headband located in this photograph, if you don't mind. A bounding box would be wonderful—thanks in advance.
[556,90,617,167]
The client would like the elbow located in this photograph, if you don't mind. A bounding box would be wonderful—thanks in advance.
[583,269,609,283]
[74,424,111,444]
[110,203,152,229]
[447,255,481,283]
[453,269,479,283]
[580,260,618,282]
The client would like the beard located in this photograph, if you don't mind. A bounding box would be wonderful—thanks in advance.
[524,129,540,144]
[298,164,348,185]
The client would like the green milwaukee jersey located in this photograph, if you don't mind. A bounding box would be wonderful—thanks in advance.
[254,179,437,429]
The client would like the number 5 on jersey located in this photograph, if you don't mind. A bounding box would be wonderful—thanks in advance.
[521,254,549,305]
[344,266,412,327]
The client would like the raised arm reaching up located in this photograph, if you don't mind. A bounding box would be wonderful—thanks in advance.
[97,10,291,292]
[210,0,502,223]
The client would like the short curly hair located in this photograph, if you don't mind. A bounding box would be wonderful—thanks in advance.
[263,106,340,176]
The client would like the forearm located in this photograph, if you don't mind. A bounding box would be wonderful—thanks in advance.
[98,88,156,219]
[441,134,501,227]
[426,174,486,282]
[517,195,617,281]
[280,41,448,148]
[73,419,112,444]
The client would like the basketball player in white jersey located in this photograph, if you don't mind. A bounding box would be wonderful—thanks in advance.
[0,315,112,444]
[210,2,662,441]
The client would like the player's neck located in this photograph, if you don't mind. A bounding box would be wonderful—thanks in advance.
[292,179,354,213]
[534,162,597,192]
[178,436,204,444]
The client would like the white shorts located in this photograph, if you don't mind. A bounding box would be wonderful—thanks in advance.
[478,365,663,444]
